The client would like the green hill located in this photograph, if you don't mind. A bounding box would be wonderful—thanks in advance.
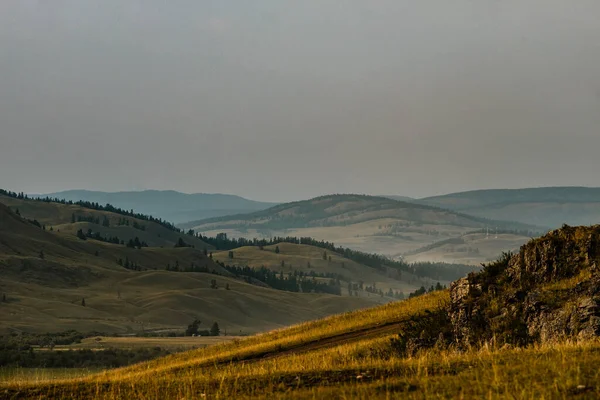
[0,194,212,249]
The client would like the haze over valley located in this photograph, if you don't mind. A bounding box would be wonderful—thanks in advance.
[2,1,600,398]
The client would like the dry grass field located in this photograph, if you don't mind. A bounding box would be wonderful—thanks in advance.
[44,336,242,351]
[3,290,599,399]
[213,242,420,295]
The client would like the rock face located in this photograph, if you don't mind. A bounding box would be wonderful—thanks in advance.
[448,225,600,347]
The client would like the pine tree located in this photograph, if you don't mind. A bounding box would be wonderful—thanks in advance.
[228,251,234,259]
[275,246,280,254]
[81,298,86,307]
[39,250,44,259]
[210,279,218,289]
[322,251,327,260]
[225,283,230,290]
[71,213,76,223]
[210,322,220,336]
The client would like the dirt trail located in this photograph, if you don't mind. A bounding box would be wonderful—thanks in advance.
[258,319,406,360]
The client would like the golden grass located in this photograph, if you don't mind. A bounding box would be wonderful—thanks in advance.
[3,290,600,399]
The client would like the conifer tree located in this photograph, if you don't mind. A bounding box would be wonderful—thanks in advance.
[210,322,220,336]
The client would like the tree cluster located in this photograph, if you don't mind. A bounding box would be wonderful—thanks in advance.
[221,264,342,295]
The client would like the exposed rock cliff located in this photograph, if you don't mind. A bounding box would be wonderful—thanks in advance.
[394,225,600,355]
[449,225,600,347]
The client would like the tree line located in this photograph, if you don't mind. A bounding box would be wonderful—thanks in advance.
[219,264,343,295]
[0,189,179,233]
[195,232,408,273]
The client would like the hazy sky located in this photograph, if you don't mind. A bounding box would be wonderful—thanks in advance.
[1,1,599,202]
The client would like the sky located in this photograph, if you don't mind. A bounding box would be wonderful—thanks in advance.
[1,1,599,202]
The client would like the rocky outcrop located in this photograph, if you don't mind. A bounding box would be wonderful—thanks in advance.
[447,225,600,347]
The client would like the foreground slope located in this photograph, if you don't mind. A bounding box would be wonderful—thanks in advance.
[6,224,600,399]
[0,203,378,334]
[420,186,600,228]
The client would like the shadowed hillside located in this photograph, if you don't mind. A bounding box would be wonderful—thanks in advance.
[0,202,381,334]
[0,194,212,250]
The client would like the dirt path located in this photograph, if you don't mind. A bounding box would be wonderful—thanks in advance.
[258,319,406,360]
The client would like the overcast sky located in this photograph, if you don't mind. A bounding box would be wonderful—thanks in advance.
[1,1,599,202]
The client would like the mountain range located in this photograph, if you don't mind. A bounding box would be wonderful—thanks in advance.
[37,190,276,224]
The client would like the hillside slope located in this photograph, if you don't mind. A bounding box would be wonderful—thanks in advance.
[419,186,600,228]
[0,203,379,334]
[38,190,276,224]
[186,194,537,261]
[9,223,600,400]
[0,194,212,249]
[213,242,424,295]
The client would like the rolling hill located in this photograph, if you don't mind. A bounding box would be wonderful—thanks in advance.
[0,200,384,335]
[419,186,600,228]
[212,242,423,296]
[36,190,276,224]
[8,224,600,398]
[0,194,212,250]
[184,194,538,263]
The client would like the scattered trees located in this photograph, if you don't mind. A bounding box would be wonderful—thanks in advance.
[185,319,201,336]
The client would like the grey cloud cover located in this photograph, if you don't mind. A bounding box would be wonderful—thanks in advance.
[1,1,599,202]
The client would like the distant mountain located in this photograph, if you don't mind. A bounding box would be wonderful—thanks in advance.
[182,194,538,262]
[418,187,600,228]
[380,195,415,202]
[184,194,535,232]
[36,190,276,224]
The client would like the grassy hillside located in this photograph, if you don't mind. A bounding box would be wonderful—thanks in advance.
[0,202,379,334]
[183,194,525,230]
[5,292,600,398]
[213,242,423,295]
[5,225,600,398]
[419,186,600,228]
[0,194,212,249]
[38,189,276,224]
[186,194,538,263]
